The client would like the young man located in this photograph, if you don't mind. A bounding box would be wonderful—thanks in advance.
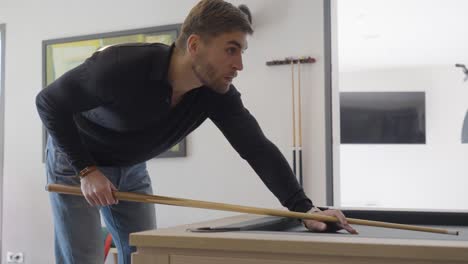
[36,0,357,263]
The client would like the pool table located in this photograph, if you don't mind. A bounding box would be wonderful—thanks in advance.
[130,214,468,264]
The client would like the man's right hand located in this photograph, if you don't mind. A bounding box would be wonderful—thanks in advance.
[80,169,118,206]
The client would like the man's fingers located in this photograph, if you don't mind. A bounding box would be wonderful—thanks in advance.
[332,210,348,225]
[110,184,119,204]
[103,192,114,205]
[84,193,98,206]
[84,190,115,206]
[305,220,327,232]
[93,192,105,206]
[97,188,117,206]
[334,222,357,234]
[304,209,359,234]
[98,184,119,205]
[84,182,116,206]
[79,170,118,206]
[105,188,117,205]
[328,210,358,234]
[343,223,359,234]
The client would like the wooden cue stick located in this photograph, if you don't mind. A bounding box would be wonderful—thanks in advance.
[291,60,297,176]
[46,183,459,236]
[297,58,303,187]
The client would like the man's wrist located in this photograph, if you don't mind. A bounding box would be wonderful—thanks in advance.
[78,165,98,179]
[299,207,322,224]
[308,206,322,213]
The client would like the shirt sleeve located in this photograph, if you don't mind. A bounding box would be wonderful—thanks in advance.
[35,47,119,172]
[207,86,314,213]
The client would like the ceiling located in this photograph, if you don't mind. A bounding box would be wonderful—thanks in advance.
[337,0,468,71]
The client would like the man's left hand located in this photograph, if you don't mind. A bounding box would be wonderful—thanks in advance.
[302,207,358,234]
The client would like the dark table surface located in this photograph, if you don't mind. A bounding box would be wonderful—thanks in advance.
[211,216,468,241]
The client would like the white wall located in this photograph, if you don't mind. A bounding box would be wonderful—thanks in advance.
[0,24,4,260]
[339,67,468,210]
[0,0,327,263]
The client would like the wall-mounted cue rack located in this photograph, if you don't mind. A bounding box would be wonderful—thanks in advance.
[266,56,316,66]
[266,56,316,188]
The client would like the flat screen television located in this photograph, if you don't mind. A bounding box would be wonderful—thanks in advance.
[340,92,426,144]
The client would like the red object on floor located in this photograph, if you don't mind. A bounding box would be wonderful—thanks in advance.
[104,233,113,262]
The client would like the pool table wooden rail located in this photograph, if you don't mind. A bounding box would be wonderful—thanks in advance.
[130,214,468,264]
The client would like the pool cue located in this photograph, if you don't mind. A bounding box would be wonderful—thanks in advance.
[46,183,459,236]
[291,60,297,176]
[297,58,303,187]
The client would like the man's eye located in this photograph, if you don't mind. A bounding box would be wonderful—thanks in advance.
[227,48,237,55]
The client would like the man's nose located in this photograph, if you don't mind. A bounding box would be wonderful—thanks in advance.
[233,55,243,71]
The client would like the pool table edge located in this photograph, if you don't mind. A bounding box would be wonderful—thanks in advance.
[130,214,468,262]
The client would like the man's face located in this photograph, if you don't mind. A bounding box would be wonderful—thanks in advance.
[191,31,247,94]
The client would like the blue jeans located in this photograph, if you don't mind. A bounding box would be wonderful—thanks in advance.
[46,138,156,264]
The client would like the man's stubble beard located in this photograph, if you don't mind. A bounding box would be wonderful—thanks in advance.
[192,55,230,94]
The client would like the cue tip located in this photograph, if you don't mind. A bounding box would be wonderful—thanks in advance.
[447,230,459,236]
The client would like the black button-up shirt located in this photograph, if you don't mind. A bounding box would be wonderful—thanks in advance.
[36,43,313,212]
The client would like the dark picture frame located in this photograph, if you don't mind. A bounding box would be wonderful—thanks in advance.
[42,24,187,159]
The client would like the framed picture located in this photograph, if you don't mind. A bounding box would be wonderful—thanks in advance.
[42,24,187,159]
[340,92,426,144]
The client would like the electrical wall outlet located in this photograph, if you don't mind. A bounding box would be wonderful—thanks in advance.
[6,252,24,263]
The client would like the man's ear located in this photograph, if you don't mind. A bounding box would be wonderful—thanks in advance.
[187,34,201,57]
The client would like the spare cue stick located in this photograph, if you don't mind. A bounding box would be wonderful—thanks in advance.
[46,183,459,236]
[291,60,297,176]
[297,58,303,187]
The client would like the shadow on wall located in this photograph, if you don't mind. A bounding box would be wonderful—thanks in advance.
[248,1,292,30]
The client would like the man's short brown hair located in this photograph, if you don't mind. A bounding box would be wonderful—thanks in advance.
[175,0,253,50]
